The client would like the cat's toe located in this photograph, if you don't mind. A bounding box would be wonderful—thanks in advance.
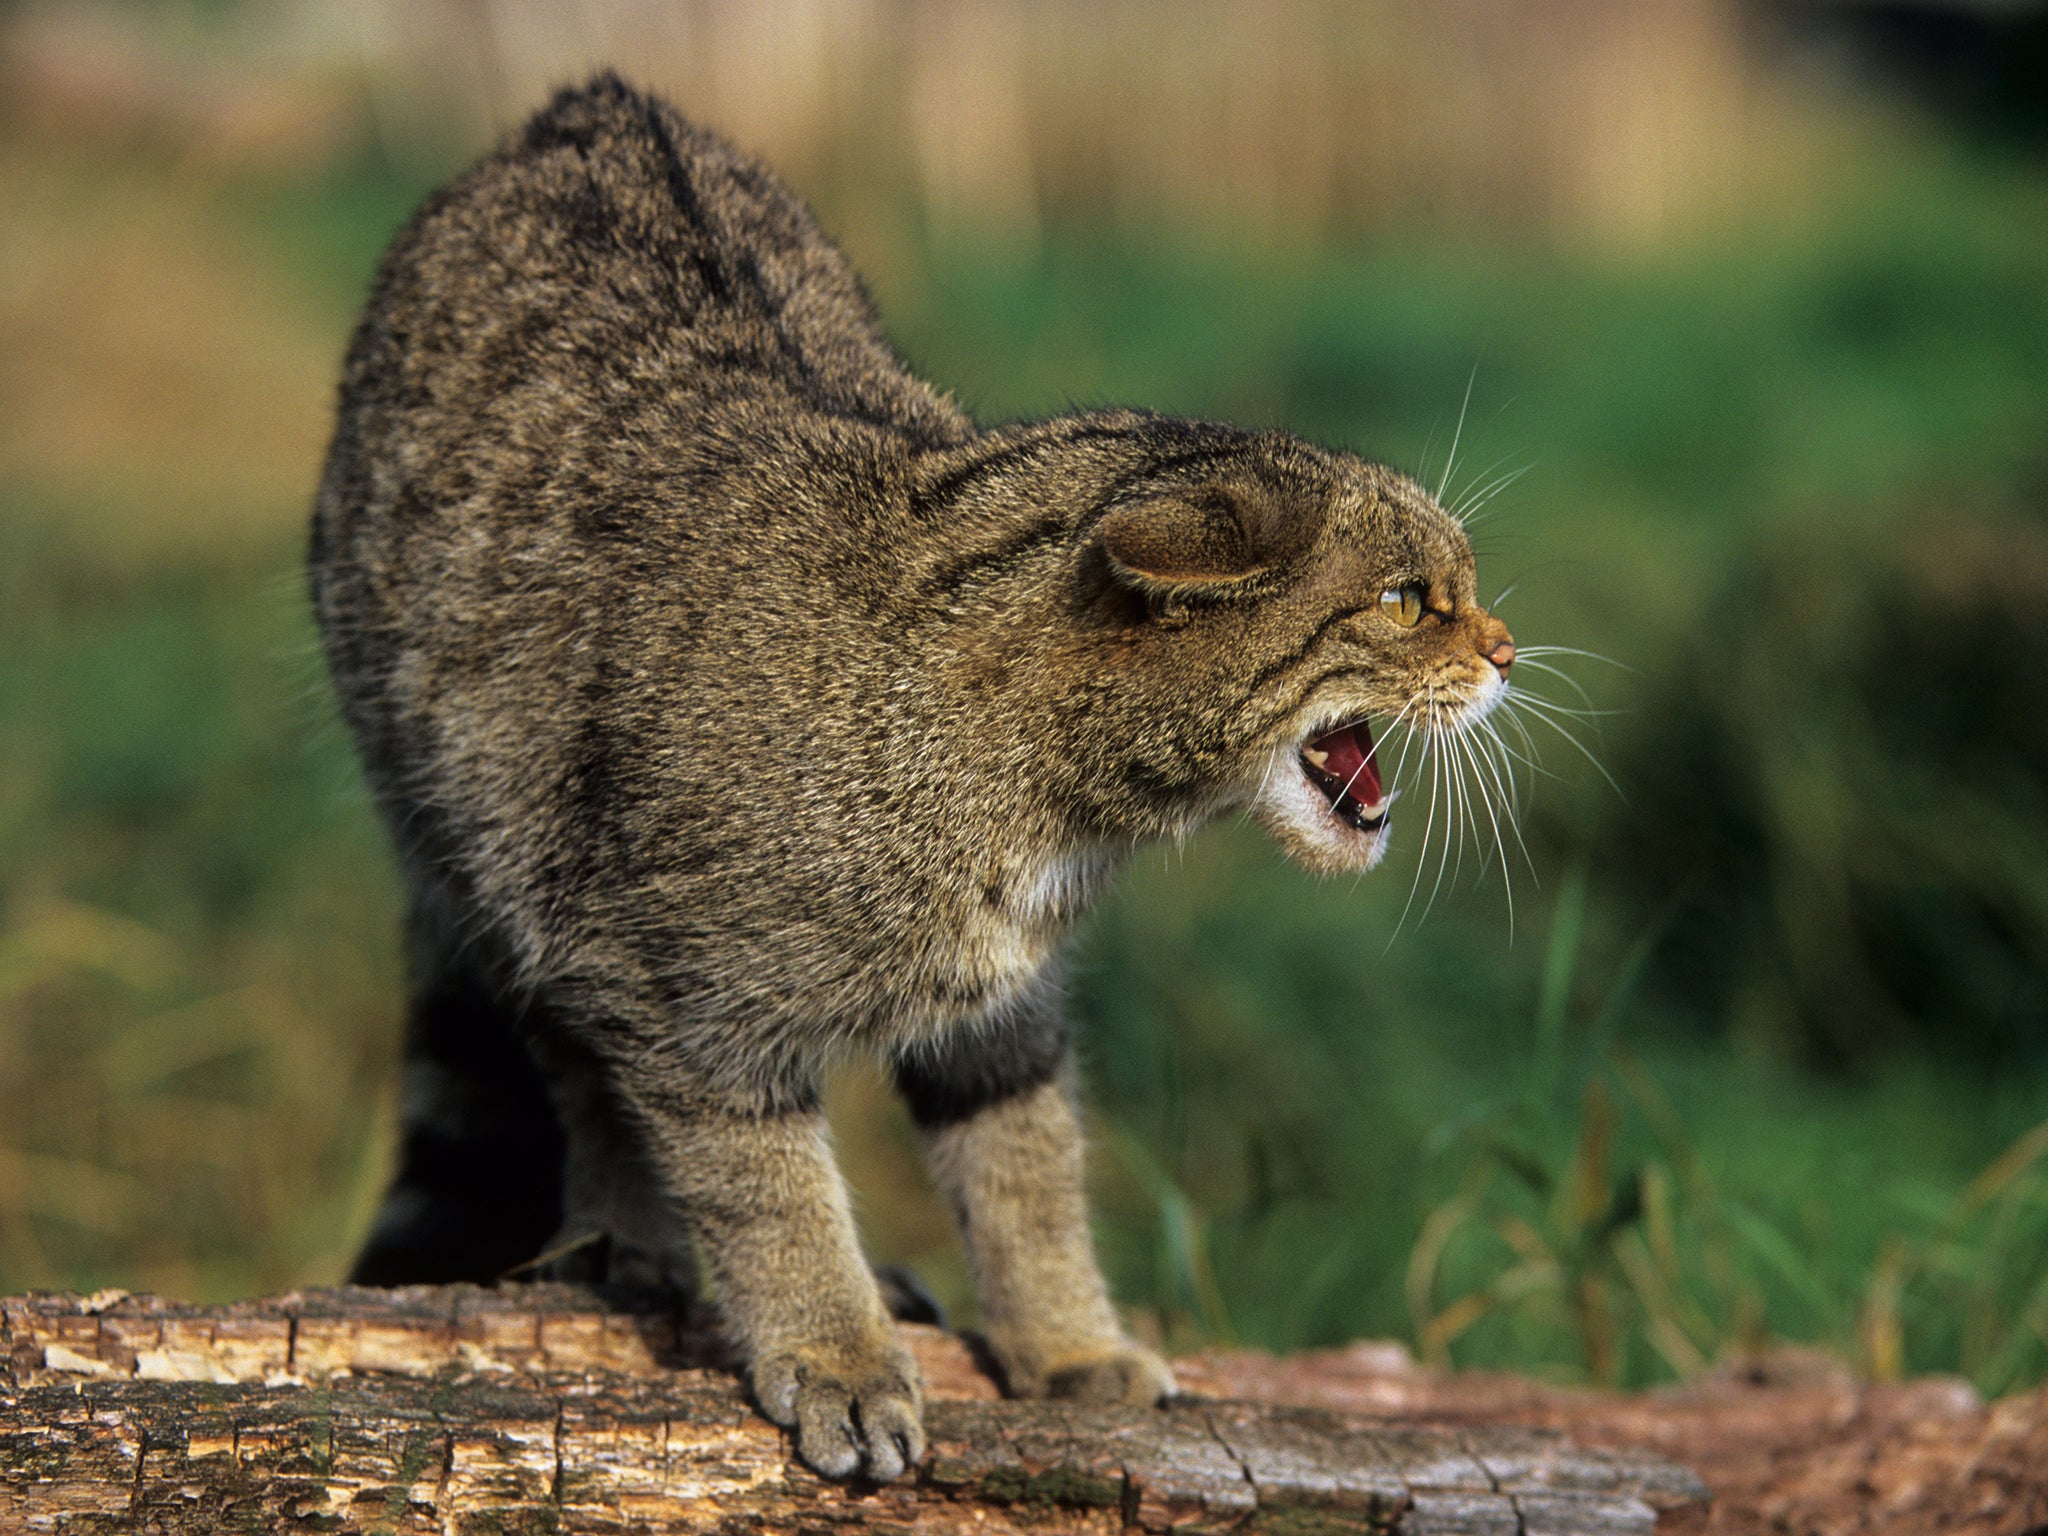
[1044,1343,1177,1407]
[753,1343,926,1481]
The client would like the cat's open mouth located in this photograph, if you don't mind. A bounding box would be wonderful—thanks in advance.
[1300,718,1390,833]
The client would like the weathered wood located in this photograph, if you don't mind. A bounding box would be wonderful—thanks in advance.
[1,1286,1705,1534]
[1177,1342,2048,1536]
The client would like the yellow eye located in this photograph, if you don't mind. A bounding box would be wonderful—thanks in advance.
[1380,584,1425,627]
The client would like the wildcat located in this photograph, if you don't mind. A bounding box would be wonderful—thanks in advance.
[311,74,1516,1481]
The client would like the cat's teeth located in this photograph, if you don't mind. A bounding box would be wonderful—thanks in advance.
[1301,747,1330,769]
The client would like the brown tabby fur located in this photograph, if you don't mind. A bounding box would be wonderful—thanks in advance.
[311,74,1514,1480]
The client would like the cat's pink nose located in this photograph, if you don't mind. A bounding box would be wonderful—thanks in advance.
[1487,637,1515,673]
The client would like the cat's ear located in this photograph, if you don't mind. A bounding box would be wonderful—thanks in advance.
[1099,479,1318,598]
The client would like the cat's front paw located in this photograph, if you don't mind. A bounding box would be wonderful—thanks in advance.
[752,1337,926,1481]
[1010,1340,1176,1406]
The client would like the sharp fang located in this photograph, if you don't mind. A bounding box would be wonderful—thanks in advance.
[1302,747,1330,769]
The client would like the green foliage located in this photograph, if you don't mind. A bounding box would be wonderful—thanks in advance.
[1853,1117,2048,1396]
[1082,834,2048,1392]
[1400,876,2048,1393]
[1600,513,2048,1068]
[0,511,401,1297]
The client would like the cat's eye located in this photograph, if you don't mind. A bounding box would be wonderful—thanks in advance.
[1380,584,1425,627]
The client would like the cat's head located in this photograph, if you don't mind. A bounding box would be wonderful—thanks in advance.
[1090,429,1515,876]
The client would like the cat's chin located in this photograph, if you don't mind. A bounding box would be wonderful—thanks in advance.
[1248,742,1396,876]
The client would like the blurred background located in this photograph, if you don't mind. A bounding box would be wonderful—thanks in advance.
[3,0,2046,1393]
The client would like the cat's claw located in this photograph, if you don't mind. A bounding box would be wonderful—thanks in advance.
[754,1343,926,1482]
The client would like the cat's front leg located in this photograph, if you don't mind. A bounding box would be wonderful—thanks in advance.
[627,1073,924,1481]
[897,1004,1175,1406]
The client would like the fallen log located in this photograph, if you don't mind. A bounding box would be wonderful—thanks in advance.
[1,1284,1703,1534]
[1176,1343,2047,1536]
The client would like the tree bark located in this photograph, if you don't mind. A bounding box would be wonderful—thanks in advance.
[2,1284,1704,1534]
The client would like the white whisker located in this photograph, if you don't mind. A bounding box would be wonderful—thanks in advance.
[1446,450,1524,518]
[1436,366,1478,507]
[1505,658,1605,712]
[1458,726,1515,937]
[1494,702,1556,779]
[1473,721,1537,884]
[1388,701,1426,791]
[1422,721,1456,925]
[1389,692,1445,945]
[1501,683,1614,721]
[1447,720,1475,890]
[1515,644,1629,671]
[1451,461,1534,526]
[1253,742,1280,807]
[1502,698,1622,798]
[1476,720,1531,832]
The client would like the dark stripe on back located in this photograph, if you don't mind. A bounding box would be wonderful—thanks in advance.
[638,99,734,305]
[922,514,1076,597]
[908,420,1149,520]
[1126,440,1258,482]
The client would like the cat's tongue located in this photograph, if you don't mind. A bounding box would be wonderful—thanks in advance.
[1308,720,1382,806]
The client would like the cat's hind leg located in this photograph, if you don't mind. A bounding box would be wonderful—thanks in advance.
[350,910,565,1286]
[524,1030,701,1293]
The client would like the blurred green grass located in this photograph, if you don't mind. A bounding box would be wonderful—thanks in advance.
[2,112,2045,1395]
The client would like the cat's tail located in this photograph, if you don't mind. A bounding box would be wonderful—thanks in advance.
[350,904,565,1285]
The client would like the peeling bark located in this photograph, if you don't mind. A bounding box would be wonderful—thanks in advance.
[2,1286,1702,1534]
